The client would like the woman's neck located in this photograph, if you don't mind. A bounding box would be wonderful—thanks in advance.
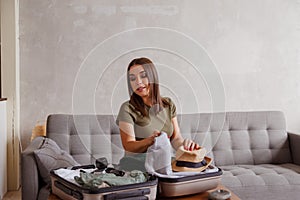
[142,97,152,107]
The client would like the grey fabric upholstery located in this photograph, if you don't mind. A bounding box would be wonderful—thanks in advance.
[21,111,300,200]
[288,132,300,165]
[21,136,45,200]
[33,137,79,185]
[46,114,123,165]
[221,163,300,187]
[177,111,291,166]
[221,164,300,199]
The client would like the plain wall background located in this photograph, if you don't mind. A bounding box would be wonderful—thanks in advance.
[19,0,300,149]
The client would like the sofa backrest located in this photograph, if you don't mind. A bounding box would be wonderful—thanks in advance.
[47,114,122,165]
[46,111,292,166]
[177,111,292,166]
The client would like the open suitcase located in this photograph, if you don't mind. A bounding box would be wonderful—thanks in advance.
[50,166,158,200]
[158,166,223,197]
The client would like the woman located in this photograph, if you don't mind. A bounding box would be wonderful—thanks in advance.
[116,57,199,171]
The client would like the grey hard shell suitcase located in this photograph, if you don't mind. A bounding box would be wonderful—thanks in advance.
[50,168,158,200]
[158,167,223,197]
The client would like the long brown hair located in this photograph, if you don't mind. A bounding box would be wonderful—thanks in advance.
[127,57,169,116]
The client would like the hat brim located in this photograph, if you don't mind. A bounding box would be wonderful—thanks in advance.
[171,156,212,172]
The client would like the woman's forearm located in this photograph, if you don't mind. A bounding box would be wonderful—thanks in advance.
[119,122,153,153]
[171,136,184,150]
[123,137,153,153]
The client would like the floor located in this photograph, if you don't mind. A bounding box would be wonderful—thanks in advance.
[3,190,21,200]
[2,189,61,200]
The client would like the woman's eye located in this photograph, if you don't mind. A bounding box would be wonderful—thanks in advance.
[129,76,136,81]
[140,71,147,78]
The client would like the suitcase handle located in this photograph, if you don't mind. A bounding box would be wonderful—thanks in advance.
[54,180,83,200]
[104,188,150,200]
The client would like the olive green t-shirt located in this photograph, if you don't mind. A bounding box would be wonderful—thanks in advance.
[116,97,177,139]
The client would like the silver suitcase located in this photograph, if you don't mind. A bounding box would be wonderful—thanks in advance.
[158,167,222,197]
[50,167,158,200]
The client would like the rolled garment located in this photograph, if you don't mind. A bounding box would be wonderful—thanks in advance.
[74,170,147,188]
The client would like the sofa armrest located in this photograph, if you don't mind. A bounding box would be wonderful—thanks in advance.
[288,132,300,165]
[21,137,44,200]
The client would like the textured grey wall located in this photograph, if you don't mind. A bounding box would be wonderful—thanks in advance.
[20,0,300,149]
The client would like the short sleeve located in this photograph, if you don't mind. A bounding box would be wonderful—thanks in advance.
[116,101,135,125]
[165,97,177,118]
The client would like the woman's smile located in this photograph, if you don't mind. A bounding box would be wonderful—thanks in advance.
[136,86,146,92]
[135,85,149,96]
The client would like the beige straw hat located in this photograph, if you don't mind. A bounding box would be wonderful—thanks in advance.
[172,145,212,172]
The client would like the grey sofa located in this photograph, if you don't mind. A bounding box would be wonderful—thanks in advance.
[21,111,300,200]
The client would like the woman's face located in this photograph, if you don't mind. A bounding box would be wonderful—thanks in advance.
[129,64,150,98]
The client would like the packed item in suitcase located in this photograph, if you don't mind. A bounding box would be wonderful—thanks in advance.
[145,133,223,197]
[50,163,158,200]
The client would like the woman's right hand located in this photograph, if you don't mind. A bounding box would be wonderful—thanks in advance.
[119,122,163,153]
[146,130,161,146]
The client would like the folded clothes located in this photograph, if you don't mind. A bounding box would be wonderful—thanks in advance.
[54,168,96,185]
[74,170,147,189]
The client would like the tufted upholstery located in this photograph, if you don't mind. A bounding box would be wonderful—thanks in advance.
[46,114,123,165]
[221,164,300,187]
[176,111,300,199]
[21,111,300,200]
[221,164,300,199]
[177,111,292,166]
[46,111,291,167]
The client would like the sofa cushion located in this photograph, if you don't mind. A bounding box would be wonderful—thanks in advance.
[34,137,79,185]
[222,163,300,186]
[221,163,300,199]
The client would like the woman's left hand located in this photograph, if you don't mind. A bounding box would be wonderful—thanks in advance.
[183,138,200,151]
